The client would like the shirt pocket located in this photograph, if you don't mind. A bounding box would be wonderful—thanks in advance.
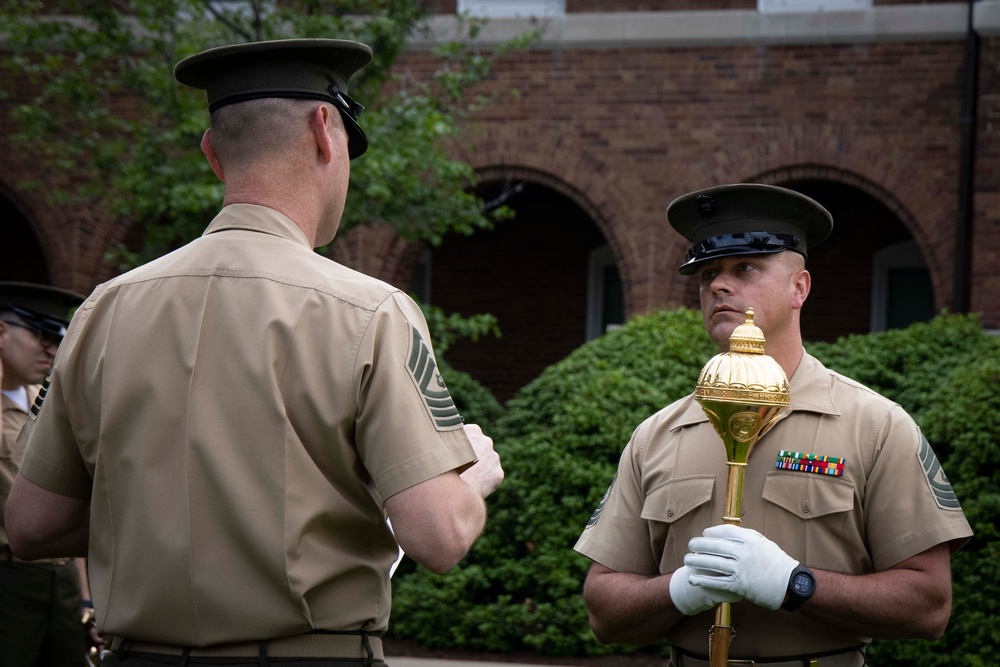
[762,471,858,572]
[641,475,715,574]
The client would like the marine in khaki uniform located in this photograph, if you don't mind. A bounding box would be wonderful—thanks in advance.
[575,184,973,666]
[6,39,503,667]
[0,282,94,666]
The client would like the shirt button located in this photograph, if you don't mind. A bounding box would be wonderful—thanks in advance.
[802,503,811,514]
[666,509,674,517]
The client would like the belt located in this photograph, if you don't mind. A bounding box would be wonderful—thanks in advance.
[0,545,71,565]
[670,645,865,667]
[108,633,384,659]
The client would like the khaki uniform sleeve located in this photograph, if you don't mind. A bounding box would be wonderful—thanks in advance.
[574,422,660,576]
[17,298,97,500]
[355,292,476,500]
[864,406,972,570]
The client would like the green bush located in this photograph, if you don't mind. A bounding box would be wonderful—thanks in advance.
[391,308,714,655]
[806,314,995,428]
[439,360,505,433]
[391,309,1000,663]
[861,352,1000,667]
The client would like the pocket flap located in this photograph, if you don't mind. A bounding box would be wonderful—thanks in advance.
[762,471,854,520]
[641,475,715,524]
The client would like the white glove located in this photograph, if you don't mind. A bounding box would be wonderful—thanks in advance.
[684,524,798,611]
[459,423,504,498]
[669,565,742,615]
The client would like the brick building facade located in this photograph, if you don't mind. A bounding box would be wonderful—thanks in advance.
[4,1,1000,401]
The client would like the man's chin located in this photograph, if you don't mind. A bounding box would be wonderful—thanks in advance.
[706,318,740,349]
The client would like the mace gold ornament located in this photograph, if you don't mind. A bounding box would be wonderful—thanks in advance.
[693,308,790,667]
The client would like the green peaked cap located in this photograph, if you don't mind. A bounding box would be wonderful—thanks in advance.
[174,38,373,158]
[667,183,833,275]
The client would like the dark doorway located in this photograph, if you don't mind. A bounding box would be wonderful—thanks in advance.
[428,181,617,403]
[0,195,48,283]
[786,180,930,342]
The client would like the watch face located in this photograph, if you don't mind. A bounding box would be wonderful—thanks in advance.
[792,572,815,596]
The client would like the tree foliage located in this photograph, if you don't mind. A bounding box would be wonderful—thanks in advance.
[0,0,530,267]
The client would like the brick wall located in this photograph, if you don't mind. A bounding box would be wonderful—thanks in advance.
[3,4,998,402]
[429,182,608,401]
[370,29,1000,395]
[973,36,1000,322]
[392,36,985,317]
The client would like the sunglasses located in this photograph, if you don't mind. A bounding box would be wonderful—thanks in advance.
[1,320,62,349]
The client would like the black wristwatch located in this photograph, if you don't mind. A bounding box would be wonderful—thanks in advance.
[782,565,816,612]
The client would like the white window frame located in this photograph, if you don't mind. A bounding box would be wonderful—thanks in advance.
[457,0,565,19]
[758,0,871,14]
[586,245,622,341]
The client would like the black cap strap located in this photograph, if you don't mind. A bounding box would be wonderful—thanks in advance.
[685,231,801,263]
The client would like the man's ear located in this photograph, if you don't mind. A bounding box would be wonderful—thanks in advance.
[311,104,335,164]
[792,268,812,310]
[200,129,225,182]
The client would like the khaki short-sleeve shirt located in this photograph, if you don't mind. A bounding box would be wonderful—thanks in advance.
[18,204,476,646]
[575,351,972,657]
[2,387,34,553]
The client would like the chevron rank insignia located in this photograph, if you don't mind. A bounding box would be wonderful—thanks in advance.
[586,474,617,529]
[406,325,463,430]
[917,432,962,510]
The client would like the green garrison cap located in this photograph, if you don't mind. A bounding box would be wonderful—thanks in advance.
[174,38,373,158]
[667,183,833,276]
[0,282,85,338]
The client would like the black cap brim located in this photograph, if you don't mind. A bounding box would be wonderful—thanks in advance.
[0,282,85,335]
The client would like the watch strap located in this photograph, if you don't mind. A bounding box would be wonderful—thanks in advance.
[782,565,815,612]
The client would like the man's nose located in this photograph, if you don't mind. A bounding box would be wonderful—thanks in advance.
[710,274,733,295]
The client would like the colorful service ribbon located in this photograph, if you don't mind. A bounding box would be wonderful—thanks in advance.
[775,450,845,477]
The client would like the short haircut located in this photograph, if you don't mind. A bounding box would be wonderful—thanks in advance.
[209,97,323,168]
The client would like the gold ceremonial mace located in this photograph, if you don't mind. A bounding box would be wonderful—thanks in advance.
[693,308,790,667]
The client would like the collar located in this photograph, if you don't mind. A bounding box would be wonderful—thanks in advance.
[672,349,841,430]
[2,386,30,413]
[202,204,312,249]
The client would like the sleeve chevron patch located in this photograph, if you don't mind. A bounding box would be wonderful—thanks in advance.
[406,325,464,430]
[918,432,962,510]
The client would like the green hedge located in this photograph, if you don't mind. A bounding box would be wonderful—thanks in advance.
[391,309,1000,664]
[861,354,1000,667]
[392,308,715,655]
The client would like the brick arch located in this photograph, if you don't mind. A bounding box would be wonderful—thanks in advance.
[0,149,120,292]
[665,126,954,310]
[454,126,644,318]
